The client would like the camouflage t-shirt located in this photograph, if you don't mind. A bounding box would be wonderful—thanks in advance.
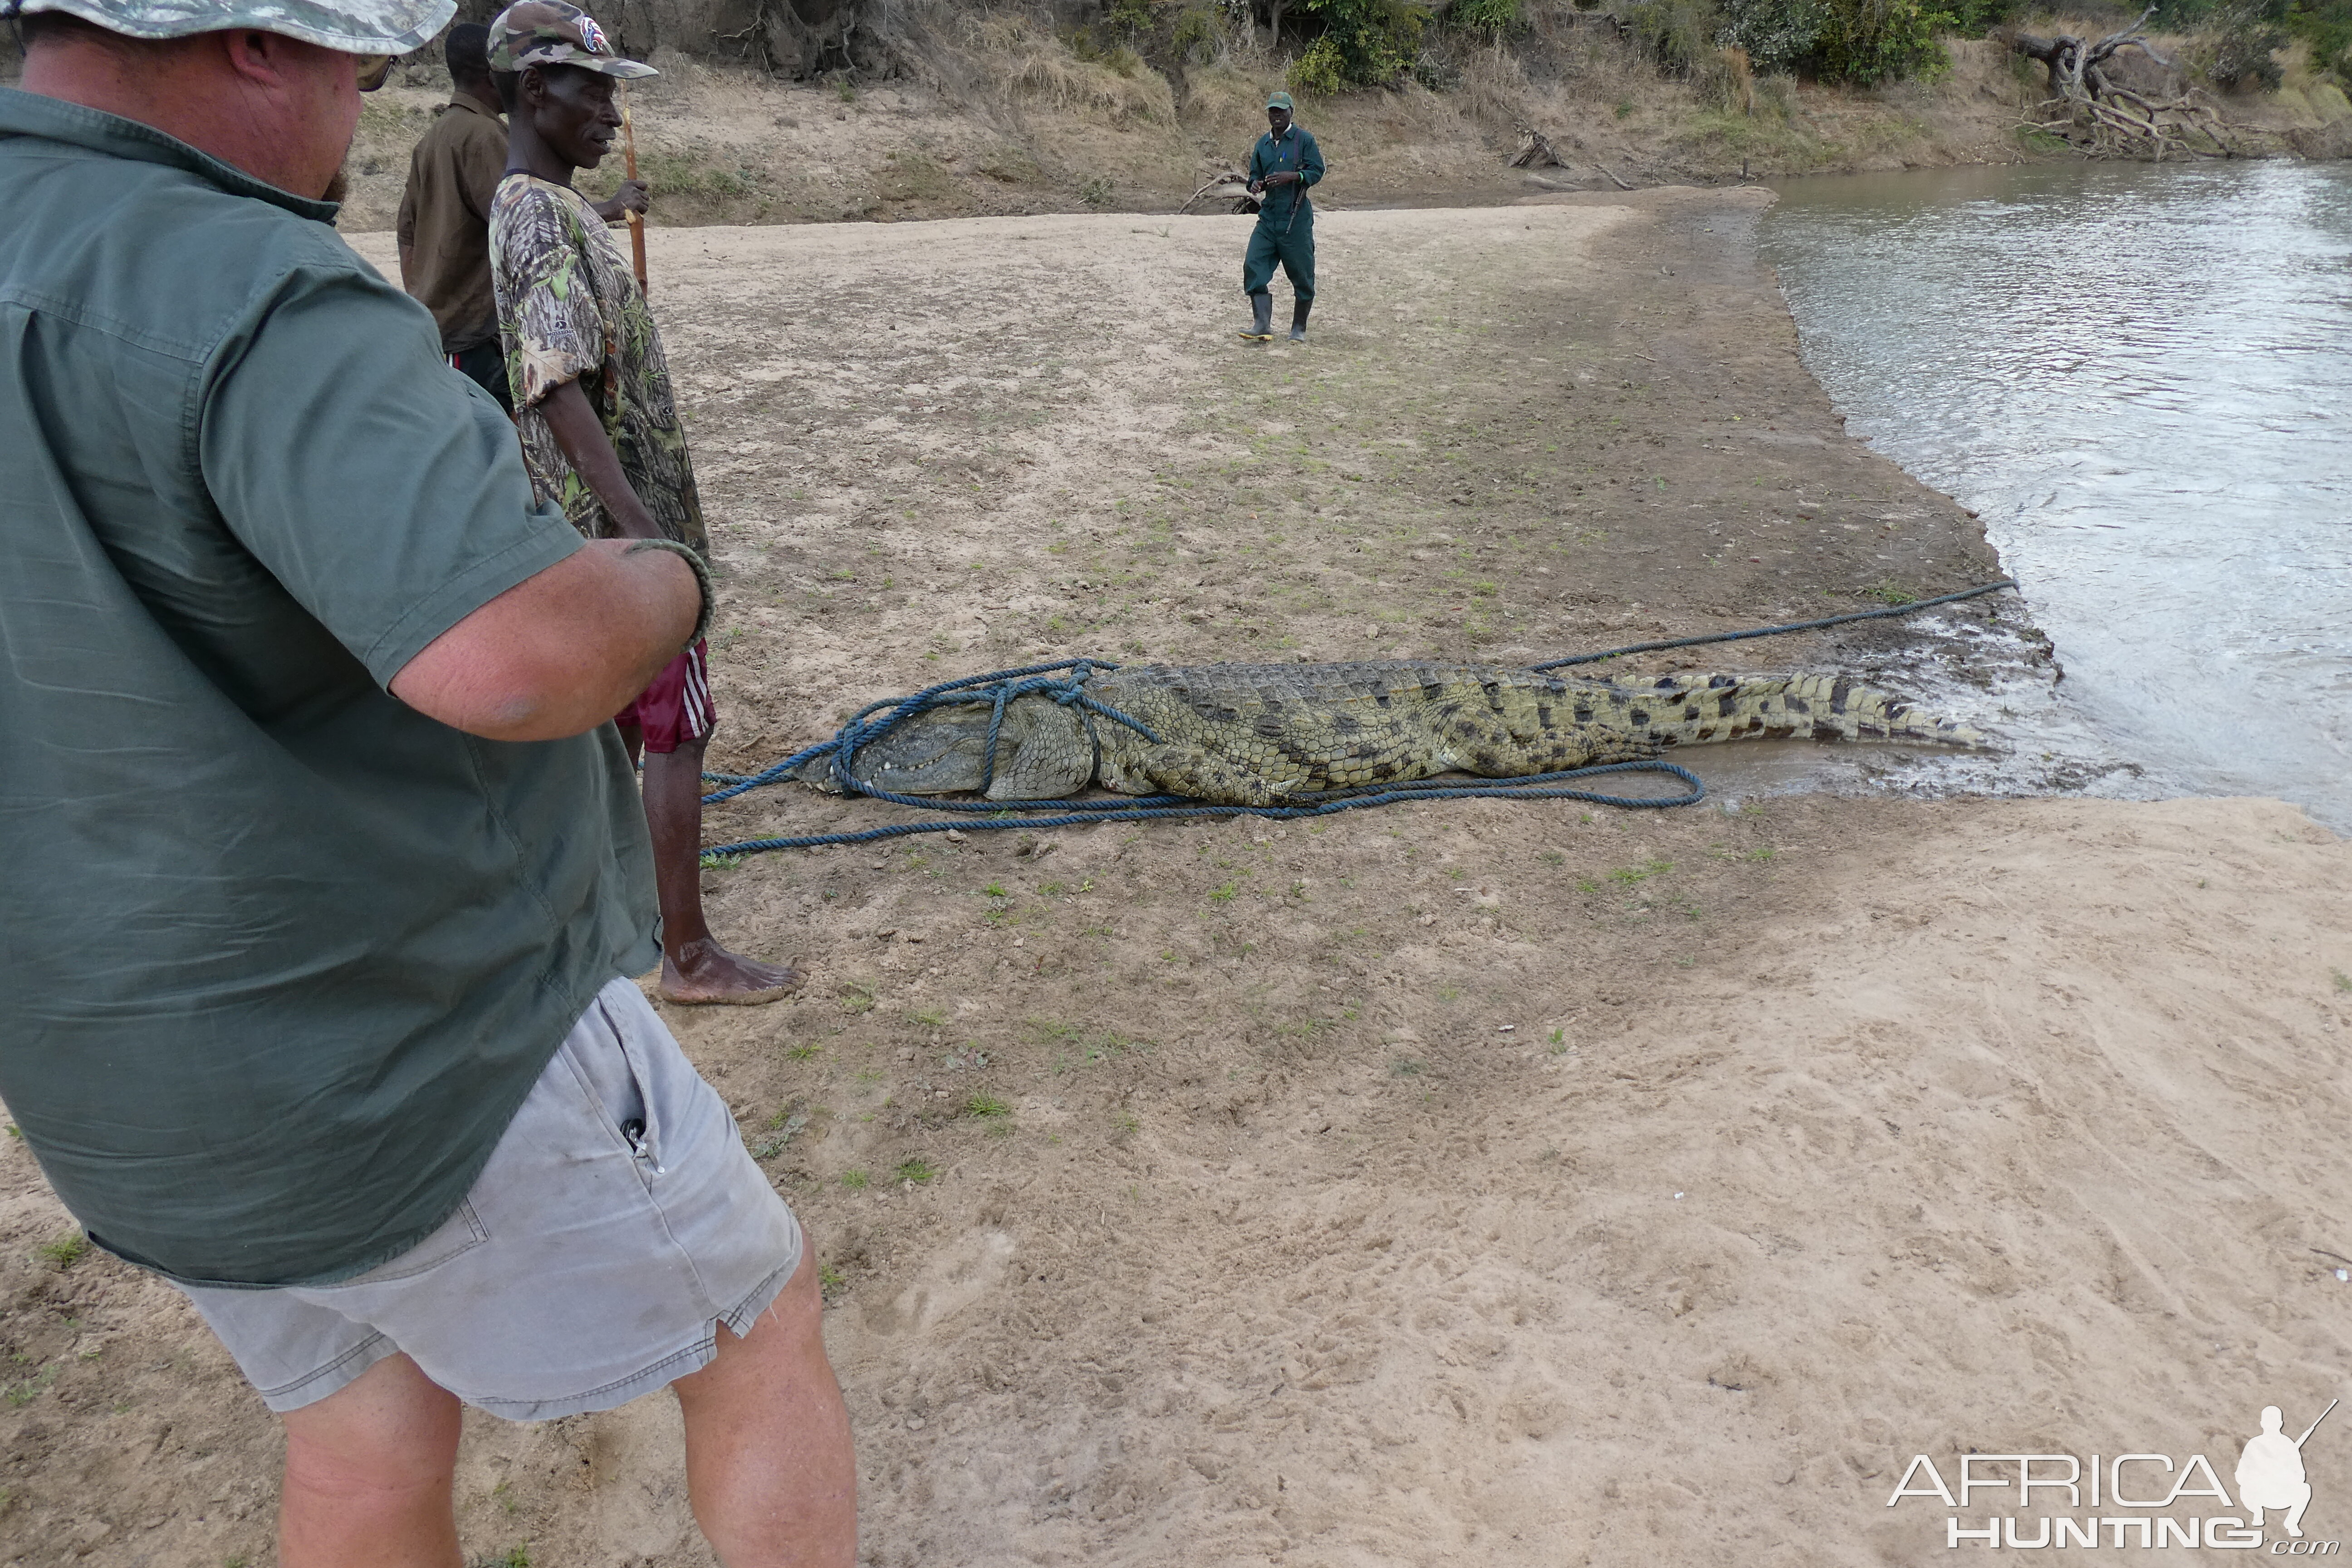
[490,173,706,554]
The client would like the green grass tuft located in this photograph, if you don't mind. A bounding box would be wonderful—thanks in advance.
[36,1233,86,1269]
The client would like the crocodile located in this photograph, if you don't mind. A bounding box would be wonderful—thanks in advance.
[798,660,1985,808]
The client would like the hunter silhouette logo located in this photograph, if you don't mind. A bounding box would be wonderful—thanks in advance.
[2241,1400,2335,1540]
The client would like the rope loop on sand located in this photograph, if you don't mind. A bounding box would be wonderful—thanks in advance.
[698,579,2020,860]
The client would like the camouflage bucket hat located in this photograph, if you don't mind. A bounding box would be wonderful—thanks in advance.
[7,0,453,52]
[487,0,654,77]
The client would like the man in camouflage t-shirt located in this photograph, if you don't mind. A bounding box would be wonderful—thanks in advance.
[490,0,798,1004]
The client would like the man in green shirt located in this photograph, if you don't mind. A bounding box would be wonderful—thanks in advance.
[0,2,853,1563]
[1240,89,1323,344]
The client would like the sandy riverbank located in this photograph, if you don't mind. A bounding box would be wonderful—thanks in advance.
[0,196,2344,1565]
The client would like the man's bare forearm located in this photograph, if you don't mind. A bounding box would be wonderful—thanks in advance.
[539,377,665,540]
[390,539,700,741]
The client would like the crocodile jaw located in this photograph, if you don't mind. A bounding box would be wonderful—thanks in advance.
[795,698,1092,799]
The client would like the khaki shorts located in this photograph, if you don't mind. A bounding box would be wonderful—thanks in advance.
[177,978,802,1420]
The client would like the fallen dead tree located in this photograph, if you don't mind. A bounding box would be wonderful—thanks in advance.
[2004,8,2236,159]
[1509,128,1565,168]
[1509,129,1635,190]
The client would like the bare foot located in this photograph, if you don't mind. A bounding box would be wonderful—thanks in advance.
[659,938,805,1006]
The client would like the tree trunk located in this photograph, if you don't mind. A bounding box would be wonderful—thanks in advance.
[2003,8,2235,160]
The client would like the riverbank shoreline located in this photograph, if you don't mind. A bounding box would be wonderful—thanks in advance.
[0,195,2343,1565]
[290,21,2352,235]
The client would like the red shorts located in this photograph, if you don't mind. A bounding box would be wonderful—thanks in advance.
[615,639,716,755]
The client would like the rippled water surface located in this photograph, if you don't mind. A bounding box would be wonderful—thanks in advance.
[1761,161,2351,829]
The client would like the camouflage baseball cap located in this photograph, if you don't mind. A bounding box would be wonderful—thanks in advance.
[8,0,453,52]
[487,0,654,77]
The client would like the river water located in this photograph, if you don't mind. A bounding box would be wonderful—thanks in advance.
[1759,160,2351,830]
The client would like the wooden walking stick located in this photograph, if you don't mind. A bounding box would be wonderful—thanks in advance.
[621,82,648,295]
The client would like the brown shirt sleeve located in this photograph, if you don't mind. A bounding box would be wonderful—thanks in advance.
[459,112,505,225]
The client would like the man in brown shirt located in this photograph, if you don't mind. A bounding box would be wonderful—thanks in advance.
[397,20,641,410]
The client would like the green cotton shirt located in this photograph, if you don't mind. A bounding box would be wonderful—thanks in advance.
[0,89,660,1287]
[1247,122,1323,228]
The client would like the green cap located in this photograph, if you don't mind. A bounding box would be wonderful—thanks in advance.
[487,0,655,77]
[9,0,451,51]
[1266,90,1295,110]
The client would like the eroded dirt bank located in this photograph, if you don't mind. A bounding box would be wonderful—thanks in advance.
[316,19,2352,236]
[0,197,2345,1566]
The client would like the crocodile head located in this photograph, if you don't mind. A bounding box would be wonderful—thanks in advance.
[794,695,1093,799]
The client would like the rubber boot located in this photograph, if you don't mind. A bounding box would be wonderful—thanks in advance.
[1242,290,1273,342]
[1289,298,1312,343]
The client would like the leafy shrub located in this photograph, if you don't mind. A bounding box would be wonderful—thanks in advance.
[1173,3,1224,61]
[1452,0,1524,29]
[2203,0,2290,85]
[1940,0,2021,33]
[1719,0,1829,72]
[1814,0,1951,83]
[2302,6,2352,82]
[1294,0,1433,87]
[1290,33,1351,91]
[1657,0,1953,81]
[2157,0,2307,84]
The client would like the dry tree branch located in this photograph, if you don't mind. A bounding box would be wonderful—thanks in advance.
[1179,172,1259,215]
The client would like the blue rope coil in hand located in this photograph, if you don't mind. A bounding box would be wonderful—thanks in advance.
[698,579,2018,859]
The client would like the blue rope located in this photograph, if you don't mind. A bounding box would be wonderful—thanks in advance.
[698,658,1163,807]
[697,579,2019,857]
[703,762,1704,860]
[1526,579,2018,670]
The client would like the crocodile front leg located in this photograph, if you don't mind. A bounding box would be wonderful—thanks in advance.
[1134,744,1308,807]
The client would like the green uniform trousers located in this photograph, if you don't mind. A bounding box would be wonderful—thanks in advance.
[1242,214,1315,301]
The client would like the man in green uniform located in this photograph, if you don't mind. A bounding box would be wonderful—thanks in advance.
[1240,88,1323,343]
[0,1,854,1562]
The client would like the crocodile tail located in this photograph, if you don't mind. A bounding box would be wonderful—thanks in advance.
[1641,673,1986,749]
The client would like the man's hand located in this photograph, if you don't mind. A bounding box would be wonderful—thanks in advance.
[1260,170,1298,188]
[593,179,650,223]
[389,539,699,741]
[538,377,666,540]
